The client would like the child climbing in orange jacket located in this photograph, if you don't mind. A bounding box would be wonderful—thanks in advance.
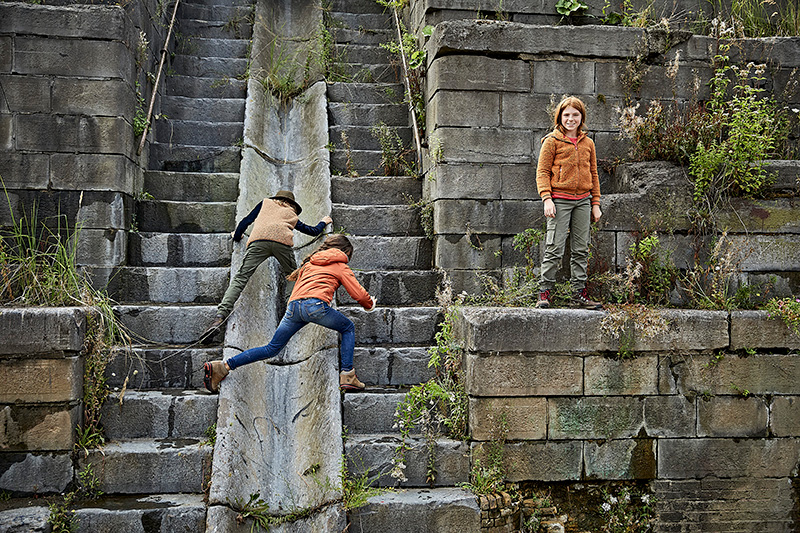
[203,234,376,393]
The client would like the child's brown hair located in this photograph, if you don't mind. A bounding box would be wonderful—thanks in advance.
[287,234,354,281]
[553,96,587,135]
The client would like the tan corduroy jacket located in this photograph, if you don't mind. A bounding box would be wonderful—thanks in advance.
[536,129,601,205]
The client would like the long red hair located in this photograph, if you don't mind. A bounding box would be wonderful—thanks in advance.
[553,96,587,135]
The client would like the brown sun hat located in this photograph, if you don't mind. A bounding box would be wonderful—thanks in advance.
[270,190,302,215]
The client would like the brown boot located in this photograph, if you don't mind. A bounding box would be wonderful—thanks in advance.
[339,369,365,391]
[200,315,225,345]
[203,361,229,393]
[572,287,603,310]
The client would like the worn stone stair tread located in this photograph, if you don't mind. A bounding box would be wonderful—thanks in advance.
[327,81,404,104]
[106,345,221,390]
[332,203,422,236]
[352,345,436,386]
[332,27,393,45]
[331,175,421,205]
[346,236,432,270]
[178,3,253,25]
[171,55,248,77]
[343,392,406,434]
[166,75,247,98]
[161,96,246,122]
[136,199,236,233]
[330,124,412,151]
[329,102,409,126]
[337,270,439,307]
[154,120,243,146]
[346,434,471,488]
[150,143,242,172]
[340,305,440,345]
[349,487,480,532]
[114,304,219,345]
[72,493,206,532]
[101,389,217,441]
[329,12,393,30]
[342,62,398,83]
[330,0,386,13]
[144,170,240,202]
[180,18,253,39]
[128,232,232,267]
[78,439,212,495]
[105,265,229,304]
[336,43,392,64]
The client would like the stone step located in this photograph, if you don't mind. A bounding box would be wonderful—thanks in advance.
[331,175,420,205]
[338,270,439,307]
[179,18,253,39]
[171,55,249,79]
[341,306,441,345]
[332,27,394,45]
[114,305,218,345]
[343,392,405,434]
[144,170,239,202]
[333,204,422,236]
[329,102,408,127]
[346,434,471,488]
[330,12,393,31]
[136,199,236,233]
[347,236,432,270]
[330,0,387,14]
[177,35,250,58]
[0,504,49,532]
[74,494,206,533]
[78,439,212,494]
[352,345,436,387]
[166,75,247,99]
[150,143,241,172]
[161,95,245,123]
[101,390,217,440]
[181,0,252,7]
[344,62,399,83]
[331,149,383,176]
[154,120,243,147]
[330,124,412,151]
[105,266,229,304]
[327,82,404,104]
[106,346,222,390]
[178,2,253,24]
[349,487,480,532]
[336,43,392,65]
[128,232,232,267]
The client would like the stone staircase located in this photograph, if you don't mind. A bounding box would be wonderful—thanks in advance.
[327,1,475,530]
[69,0,253,529]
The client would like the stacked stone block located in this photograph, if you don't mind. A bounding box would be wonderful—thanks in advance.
[0,1,170,272]
[456,306,800,531]
[0,307,86,494]
[417,19,800,294]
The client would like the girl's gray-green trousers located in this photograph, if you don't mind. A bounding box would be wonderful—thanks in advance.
[539,197,592,291]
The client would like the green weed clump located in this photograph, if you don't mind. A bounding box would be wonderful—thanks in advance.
[765,296,800,336]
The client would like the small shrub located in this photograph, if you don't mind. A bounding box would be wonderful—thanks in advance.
[600,485,657,533]
[765,297,800,336]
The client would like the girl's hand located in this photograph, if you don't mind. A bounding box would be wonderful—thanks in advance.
[322,216,333,225]
[591,205,602,223]
[543,198,556,218]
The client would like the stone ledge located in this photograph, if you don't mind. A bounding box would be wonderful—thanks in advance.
[0,307,86,356]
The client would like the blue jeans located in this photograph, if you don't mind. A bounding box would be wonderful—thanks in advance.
[226,298,356,372]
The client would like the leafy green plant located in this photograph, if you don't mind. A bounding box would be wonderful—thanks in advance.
[555,0,588,17]
[48,464,104,532]
[391,278,468,484]
[601,303,669,359]
[201,423,217,447]
[599,485,656,532]
[340,457,385,510]
[133,82,148,138]
[460,413,508,495]
[765,297,800,336]
[599,0,653,27]
[681,232,748,310]
[513,227,545,281]
[371,122,416,176]
[403,194,433,240]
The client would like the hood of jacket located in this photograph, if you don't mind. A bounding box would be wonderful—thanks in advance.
[309,248,349,266]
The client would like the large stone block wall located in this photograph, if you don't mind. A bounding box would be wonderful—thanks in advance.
[0,307,87,494]
[455,306,800,531]
[0,1,170,271]
[415,18,800,294]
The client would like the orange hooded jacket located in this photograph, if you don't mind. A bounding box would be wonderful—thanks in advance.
[536,129,601,205]
[289,248,374,310]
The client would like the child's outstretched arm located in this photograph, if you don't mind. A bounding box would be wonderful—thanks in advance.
[339,266,376,311]
[295,216,333,236]
[231,201,262,241]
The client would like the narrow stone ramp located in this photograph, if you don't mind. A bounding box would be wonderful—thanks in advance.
[327,1,478,530]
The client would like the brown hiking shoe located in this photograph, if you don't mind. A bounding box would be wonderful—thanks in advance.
[339,369,365,391]
[203,361,229,393]
[200,315,225,345]
[573,287,603,310]
[535,289,552,309]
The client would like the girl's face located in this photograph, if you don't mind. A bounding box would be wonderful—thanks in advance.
[560,106,582,135]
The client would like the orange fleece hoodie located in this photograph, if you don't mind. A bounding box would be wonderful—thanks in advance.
[289,248,374,310]
[536,129,601,205]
